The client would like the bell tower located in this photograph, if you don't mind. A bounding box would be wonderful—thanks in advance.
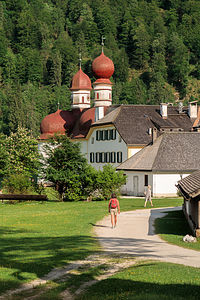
[70,56,92,109]
[92,38,114,107]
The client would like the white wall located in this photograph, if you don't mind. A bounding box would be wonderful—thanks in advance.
[153,173,190,197]
[121,171,153,196]
[128,147,143,158]
[120,171,191,197]
[87,126,127,170]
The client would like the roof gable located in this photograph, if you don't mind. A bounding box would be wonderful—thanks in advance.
[117,132,200,172]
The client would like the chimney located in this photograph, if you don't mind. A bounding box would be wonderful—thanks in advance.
[95,106,104,122]
[178,101,183,114]
[160,103,168,119]
[152,127,157,144]
[188,101,197,119]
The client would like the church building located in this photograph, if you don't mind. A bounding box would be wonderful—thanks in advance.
[39,49,200,197]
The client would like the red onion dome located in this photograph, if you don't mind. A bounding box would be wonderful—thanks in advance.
[92,52,114,79]
[70,67,92,90]
[40,109,76,139]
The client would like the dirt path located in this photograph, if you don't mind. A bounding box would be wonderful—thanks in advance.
[0,254,137,300]
[95,207,200,268]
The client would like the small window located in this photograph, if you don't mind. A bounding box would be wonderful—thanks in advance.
[96,131,100,141]
[96,152,100,163]
[111,152,116,163]
[109,93,111,99]
[109,129,113,140]
[104,130,108,140]
[104,152,110,163]
[97,93,99,99]
[144,175,148,186]
[119,135,122,143]
[91,137,94,144]
[113,129,116,140]
[90,153,94,163]
[117,152,122,163]
[99,152,103,163]
[100,130,103,140]
[82,96,84,103]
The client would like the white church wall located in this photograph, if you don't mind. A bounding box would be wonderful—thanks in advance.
[87,126,127,170]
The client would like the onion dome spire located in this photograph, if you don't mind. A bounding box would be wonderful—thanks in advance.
[92,39,115,107]
[70,54,92,109]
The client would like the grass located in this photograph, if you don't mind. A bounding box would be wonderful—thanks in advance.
[0,196,184,296]
[77,260,200,300]
[155,209,200,250]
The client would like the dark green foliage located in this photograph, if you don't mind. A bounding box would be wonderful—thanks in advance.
[0,0,200,134]
[2,173,33,194]
[42,135,96,201]
[42,136,126,201]
[95,164,127,200]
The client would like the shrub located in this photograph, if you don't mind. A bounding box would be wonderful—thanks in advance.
[2,173,33,194]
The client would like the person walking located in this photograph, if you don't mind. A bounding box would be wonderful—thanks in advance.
[108,193,120,228]
[144,185,153,207]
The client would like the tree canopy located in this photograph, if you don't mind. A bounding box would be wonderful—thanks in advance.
[42,135,126,201]
[0,0,200,136]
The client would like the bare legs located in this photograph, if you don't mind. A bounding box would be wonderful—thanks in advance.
[111,213,117,228]
[144,199,153,207]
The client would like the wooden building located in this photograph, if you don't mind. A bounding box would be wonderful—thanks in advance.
[177,170,200,237]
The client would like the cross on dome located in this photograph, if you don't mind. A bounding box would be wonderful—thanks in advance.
[101,36,105,53]
[79,53,82,68]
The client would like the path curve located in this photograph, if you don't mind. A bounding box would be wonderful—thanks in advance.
[95,207,200,268]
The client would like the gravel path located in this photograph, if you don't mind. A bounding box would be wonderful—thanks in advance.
[95,207,200,268]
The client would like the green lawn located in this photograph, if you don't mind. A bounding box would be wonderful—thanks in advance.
[77,260,200,300]
[0,197,184,295]
[155,209,200,251]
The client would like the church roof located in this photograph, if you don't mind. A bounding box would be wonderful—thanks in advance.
[70,67,92,90]
[92,105,194,145]
[117,132,200,172]
[40,109,78,140]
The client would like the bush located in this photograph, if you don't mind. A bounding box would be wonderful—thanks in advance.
[2,173,33,194]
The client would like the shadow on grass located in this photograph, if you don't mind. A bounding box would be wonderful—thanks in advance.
[77,277,200,300]
[154,209,192,236]
[0,226,97,294]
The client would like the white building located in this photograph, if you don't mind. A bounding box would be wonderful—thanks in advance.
[39,49,200,196]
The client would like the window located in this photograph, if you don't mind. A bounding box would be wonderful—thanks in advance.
[104,152,110,163]
[119,136,122,143]
[144,175,148,186]
[117,152,122,163]
[96,152,100,163]
[104,130,108,140]
[109,129,113,140]
[96,131,100,141]
[82,96,84,103]
[91,137,94,144]
[100,130,103,140]
[97,93,99,99]
[109,93,111,99]
[113,129,116,140]
[90,152,94,163]
[111,152,116,163]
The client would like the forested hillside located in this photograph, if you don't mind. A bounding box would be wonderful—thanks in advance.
[0,0,200,136]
